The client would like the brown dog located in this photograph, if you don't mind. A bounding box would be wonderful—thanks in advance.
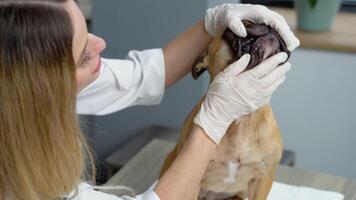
[160,21,289,200]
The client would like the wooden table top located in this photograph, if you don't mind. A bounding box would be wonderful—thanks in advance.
[270,7,356,54]
[106,139,356,200]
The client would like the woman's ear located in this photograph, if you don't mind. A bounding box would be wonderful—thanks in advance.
[191,53,208,80]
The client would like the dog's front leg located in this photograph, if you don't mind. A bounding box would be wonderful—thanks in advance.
[247,163,277,200]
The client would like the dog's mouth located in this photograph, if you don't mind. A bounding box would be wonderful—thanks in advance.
[222,20,290,71]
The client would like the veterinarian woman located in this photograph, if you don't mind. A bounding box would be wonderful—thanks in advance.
[0,1,299,200]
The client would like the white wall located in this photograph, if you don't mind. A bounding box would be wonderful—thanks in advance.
[271,49,356,178]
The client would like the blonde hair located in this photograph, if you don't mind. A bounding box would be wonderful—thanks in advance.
[0,1,95,199]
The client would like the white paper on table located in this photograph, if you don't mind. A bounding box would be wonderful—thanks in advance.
[267,182,344,200]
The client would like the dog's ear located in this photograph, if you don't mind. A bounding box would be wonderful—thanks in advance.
[191,53,208,80]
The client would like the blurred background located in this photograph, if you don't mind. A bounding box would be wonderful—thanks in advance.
[77,0,356,183]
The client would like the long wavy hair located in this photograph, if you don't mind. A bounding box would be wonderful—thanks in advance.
[0,1,95,199]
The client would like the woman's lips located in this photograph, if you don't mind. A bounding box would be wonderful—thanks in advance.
[92,56,101,74]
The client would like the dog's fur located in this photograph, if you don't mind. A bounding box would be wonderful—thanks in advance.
[159,22,289,200]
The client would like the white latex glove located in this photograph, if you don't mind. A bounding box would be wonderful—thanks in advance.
[194,52,290,144]
[204,3,300,51]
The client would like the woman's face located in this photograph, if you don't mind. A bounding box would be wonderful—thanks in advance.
[65,0,106,92]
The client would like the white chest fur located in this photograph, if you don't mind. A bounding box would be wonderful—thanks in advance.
[223,161,240,184]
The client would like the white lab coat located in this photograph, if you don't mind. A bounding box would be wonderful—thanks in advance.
[77,49,165,115]
[69,183,159,200]
[74,49,165,199]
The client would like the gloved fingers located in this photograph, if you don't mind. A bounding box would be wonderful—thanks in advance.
[242,5,300,51]
[224,54,251,75]
[249,52,288,78]
[265,75,286,95]
[264,10,300,51]
[276,27,300,51]
[264,19,300,51]
[273,24,300,51]
[204,5,227,37]
[260,62,291,88]
[240,5,276,24]
[225,12,247,37]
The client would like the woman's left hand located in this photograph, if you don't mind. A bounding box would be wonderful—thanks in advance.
[204,3,300,51]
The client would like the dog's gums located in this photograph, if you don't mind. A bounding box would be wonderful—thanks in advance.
[222,20,290,71]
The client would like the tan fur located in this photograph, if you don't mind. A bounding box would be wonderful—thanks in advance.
[160,33,283,200]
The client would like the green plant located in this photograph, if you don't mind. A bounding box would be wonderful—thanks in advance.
[308,0,318,9]
[308,0,319,9]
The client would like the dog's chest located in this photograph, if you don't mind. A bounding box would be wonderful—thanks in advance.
[199,119,279,199]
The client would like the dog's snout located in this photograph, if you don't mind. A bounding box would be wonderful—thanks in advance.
[222,20,290,72]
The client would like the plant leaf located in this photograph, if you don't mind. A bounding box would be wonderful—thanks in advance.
[308,0,318,9]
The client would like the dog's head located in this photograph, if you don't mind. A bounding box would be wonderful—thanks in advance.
[192,20,290,80]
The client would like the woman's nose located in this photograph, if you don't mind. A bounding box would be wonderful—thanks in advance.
[89,33,106,54]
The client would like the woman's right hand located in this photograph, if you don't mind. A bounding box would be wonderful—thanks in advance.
[194,52,291,144]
